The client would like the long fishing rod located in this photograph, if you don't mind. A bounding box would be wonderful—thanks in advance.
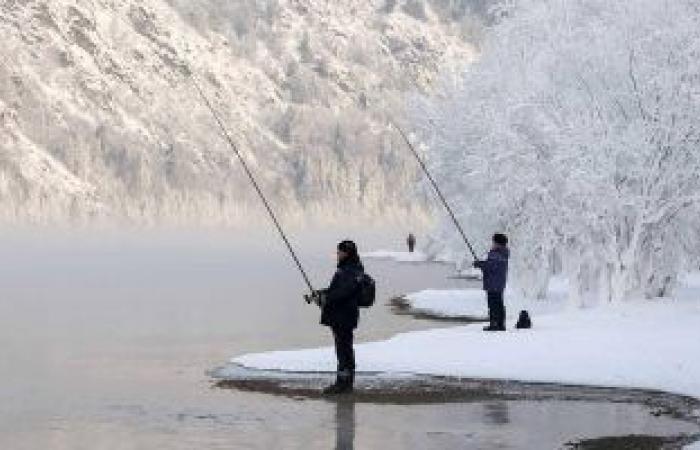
[189,74,316,294]
[390,121,479,261]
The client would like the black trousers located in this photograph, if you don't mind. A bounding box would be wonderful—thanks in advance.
[487,291,506,328]
[332,326,355,373]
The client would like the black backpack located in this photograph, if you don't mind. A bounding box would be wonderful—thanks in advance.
[516,310,532,329]
[356,273,376,308]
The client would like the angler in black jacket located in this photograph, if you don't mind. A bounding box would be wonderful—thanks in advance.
[312,240,363,394]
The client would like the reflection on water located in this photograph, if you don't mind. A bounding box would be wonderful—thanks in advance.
[332,400,697,450]
[335,399,355,450]
[484,402,510,426]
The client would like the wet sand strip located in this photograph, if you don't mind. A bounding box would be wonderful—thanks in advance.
[565,434,700,449]
[213,365,700,448]
[213,364,700,418]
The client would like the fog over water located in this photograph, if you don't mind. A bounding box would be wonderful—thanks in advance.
[0,227,695,449]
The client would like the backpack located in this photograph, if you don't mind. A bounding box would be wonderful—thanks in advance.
[356,272,376,308]
[516,310,532,329]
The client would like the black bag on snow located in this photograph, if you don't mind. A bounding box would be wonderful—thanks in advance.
[516,310,532,329]
[356,273,376,308]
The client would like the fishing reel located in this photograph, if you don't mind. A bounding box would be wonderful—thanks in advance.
[304,290,327,307]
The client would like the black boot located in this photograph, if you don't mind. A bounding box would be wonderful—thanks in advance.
[322,383,342,395]
[483,319,497,331]
[483,321,506,331]
[342,370,354,392]
[485,292,506,331]
[323,370,353,395]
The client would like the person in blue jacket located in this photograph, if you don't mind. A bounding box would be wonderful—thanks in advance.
[473,233,510,331]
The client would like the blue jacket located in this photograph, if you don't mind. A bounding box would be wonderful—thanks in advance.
[474,246,509,293]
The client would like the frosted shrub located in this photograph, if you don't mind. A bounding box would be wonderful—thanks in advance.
[414,0,700,303]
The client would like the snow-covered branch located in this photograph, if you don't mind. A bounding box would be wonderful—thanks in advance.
[412,0,700,304]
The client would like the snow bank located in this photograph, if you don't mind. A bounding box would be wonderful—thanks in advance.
[685,442,700,450]
[361,250,430,263]
[403,289,487,319]
[231,299,700,399]
[680,272,700,291]
[452,267,482,280]
[401,277,570,320]
[361,248,460,265]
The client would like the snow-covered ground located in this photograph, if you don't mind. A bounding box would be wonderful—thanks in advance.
[229,274,700,400]
[402,289,488,319]
[400,276,568,320]
[361,248,462,264]
[452,267,482,280]
[362,248,482,279]
[361,250,431,263]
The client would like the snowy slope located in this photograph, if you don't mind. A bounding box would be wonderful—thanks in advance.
[0,0,480,224]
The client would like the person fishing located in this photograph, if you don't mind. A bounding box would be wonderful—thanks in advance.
[473,233,510,331]
[407,233,416,253]
[193,75,373,392]
[309,240,364,394]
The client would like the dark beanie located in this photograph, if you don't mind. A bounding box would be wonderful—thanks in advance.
[338,240,358,256]
[493,233,508,246]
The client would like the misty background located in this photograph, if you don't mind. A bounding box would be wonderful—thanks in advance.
[0,0,492,226]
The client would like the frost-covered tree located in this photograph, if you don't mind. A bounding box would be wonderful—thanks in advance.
[0,0,480,225]
[413,0,700,303]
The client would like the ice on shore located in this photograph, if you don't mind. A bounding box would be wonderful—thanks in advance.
[401,277,569,320]
[361,248,459,264]
[452,267,482,280]
[361,250,430,263]
[402,289,488,319]
[227,274,700,400]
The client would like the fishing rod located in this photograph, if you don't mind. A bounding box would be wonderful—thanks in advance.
[189,74,316,295]
[390,121,479,261]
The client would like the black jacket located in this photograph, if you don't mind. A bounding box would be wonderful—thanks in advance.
[474,246,509,293]
[320,259,362,329]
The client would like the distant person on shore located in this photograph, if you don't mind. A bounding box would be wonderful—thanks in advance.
[308,240,363,394]
[407,233,416,253]
[473,233,510,331]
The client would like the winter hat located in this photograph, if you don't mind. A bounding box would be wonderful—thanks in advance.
[493,233,508,246]
[337,240,358,256]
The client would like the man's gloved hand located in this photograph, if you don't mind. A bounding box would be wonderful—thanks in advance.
[314,290,327,307]
[304,290,327,307]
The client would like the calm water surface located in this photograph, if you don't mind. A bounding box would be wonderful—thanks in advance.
[0,228,696,449]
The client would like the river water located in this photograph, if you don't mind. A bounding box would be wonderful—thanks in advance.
[0,228,696,449]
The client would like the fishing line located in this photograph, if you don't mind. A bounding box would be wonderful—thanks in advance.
[390,121,479,260]
[189,74,316,293]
